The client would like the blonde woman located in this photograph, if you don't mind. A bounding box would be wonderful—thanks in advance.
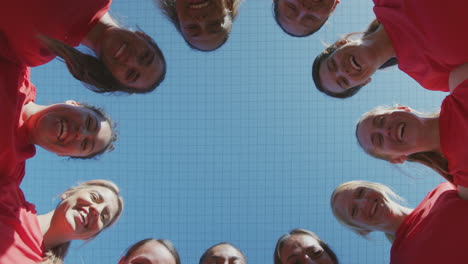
[331,180,466,263]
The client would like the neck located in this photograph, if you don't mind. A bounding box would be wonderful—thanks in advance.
[38,210,69,250]
[423,117,441,153]
[383,205,413,236]
[82,13,118,56]
[362,24,395,68]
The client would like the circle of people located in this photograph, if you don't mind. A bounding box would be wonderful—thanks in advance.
[1,0,466,263]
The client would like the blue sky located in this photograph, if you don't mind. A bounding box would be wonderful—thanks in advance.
[23,0,447,263]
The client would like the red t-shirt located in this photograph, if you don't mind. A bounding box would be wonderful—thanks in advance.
[0,0,110,66]
[0,182,44,264]
[391,182,468,263]
[440,80,468,187]
[0,57,37,185]
[373,0,467,92]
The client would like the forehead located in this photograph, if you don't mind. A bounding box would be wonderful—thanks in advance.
[333,187,356,218]
[131,241,174,261]
[208,244,243,258]
[281,234,321,258]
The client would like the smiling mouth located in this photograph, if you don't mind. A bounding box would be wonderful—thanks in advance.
[370,199,378,218]
[78,208,90,229]
[57,120,68,142]
[397,123,405,142]
[188,0,209,9]
[350,55,362,71]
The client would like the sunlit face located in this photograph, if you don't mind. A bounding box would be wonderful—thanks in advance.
[100,28,164,90]
[332,185,392,232]
[356,108,426,163]
[280,234,333,264]
[119,240,177,264]
[176,0,233,51]
[26,101,112,157]
[318,40,378,94]
[276,0,339,36]
[54,186,120,241]
[202,244,246,264]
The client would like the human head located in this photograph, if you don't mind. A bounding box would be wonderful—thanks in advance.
[199,242,246,264]
[330,181,403,238]
[119,239,181,264]
[25,100,116,159]
[355,105,439,163]
[39,31,166,94]
[43,180,123,264]
[312,19,397,98]
[273,0,339,37]
[274,229,338,264]
[158,0,242,51]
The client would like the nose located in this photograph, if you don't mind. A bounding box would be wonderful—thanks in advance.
[75,125,92,140]
[300,254,315,264]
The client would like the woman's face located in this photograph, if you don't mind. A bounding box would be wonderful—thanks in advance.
[276,0,339,36]
[318,39,379,94]
[332,185,392,233]
[100,28,164,91]
[176,0,233,51]
[356,107,426,163]
[119,240,176,264]
[54,185,120,240]
[279,234,333,264]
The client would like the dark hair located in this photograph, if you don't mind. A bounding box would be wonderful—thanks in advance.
[123,239,181,264]
[312,19,398,98]
[38,33,166,94]
[69,103,117,160]
[157,0,241,52]
[199,242,246,264]
[272,0,328,37]
[274,229,339,264]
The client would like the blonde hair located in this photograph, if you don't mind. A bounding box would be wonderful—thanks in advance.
[41,180,124,264]
[330,180,404,242]
[356,105,452,182]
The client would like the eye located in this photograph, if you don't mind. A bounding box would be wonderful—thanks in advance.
[357,188,364,198]
[351,206,357,217]
[90,192,98,201]
[287,3,297,11]
[379,116,385,126]
[101,208,108,224]
[81,139,88,151]
[308,248,324,259]
[86,116,91,130]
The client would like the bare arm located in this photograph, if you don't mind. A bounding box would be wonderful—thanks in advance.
[449,63,468,93]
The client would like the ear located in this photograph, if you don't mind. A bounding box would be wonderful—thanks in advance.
[118,256,126,264]
[65,100,79,106]
[389,155,407,164]
[335,39,348,48]
[361,78,372,87]
[226,0,234,10]
[60,192,69,200]
[135,31,152,42]
[396,106,411,112]
[331,0,340,12]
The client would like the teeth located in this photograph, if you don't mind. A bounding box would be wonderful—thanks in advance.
[189,0,209,8]
[58,120,68,141]
[114,43,127,59]
[350,56,361,71]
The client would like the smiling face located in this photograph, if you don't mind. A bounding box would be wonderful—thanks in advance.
[279,234,333,264]
[202,244,246,264]
[54,185,120,241]
[119,240,177,264]
[176,0,233,51]
[332,185,393,233]
[100,28,164,91]
[26,101,112,157]
[356,107,427,163]
[276,0,339,36]
[318,39,378,94]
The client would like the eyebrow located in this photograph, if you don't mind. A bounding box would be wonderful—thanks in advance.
[286,254,298,262]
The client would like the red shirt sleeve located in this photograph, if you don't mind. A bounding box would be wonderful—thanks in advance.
[0,0,111,66]
[440,80,468,187]
[373,0,468,92]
